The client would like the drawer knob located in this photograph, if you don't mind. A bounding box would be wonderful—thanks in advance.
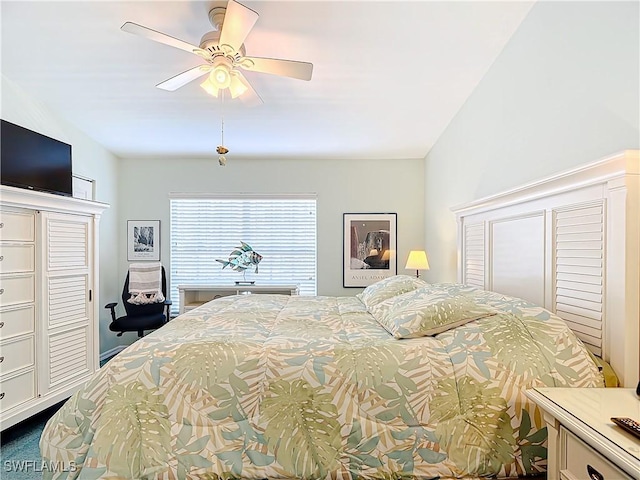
[0,222,4,228]
[587,465,604,480]
[0,356,4,363]
[0,392,4,400]
[0,322,4,328]
[0,288,4,295]
[0,256,3,261]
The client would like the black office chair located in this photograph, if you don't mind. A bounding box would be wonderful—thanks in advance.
[106,266,172,337]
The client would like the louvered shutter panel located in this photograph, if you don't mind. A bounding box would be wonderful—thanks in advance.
[170,196,317,315]
[48,276,88,327]
[464,223,485,288]
[47,219,88,269]
[554,203,604,355]
[48,328,88,385]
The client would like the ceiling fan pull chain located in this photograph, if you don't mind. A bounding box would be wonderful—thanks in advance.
[221,93,225,146]
[216,92,229,165]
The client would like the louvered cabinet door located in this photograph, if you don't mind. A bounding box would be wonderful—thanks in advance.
[39,212,94,393]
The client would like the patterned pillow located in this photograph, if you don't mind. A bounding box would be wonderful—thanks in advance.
[357,275,427,309]
[370,287,495,338]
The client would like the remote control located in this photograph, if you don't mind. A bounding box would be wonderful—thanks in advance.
[611,417,640,440]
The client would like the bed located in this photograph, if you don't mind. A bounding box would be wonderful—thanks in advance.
[40,278,603,480]
[40,150,638,479]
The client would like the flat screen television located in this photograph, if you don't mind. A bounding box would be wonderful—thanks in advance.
[1,119,73,197]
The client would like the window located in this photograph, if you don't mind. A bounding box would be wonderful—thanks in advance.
[170,195,317,314]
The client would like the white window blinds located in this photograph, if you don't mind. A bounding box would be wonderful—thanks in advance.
[170,195,317,314]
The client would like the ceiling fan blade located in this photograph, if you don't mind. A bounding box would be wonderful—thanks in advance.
[121,22,207,57]
[234,71,263,106]
[156,65,211,91]
[218,0,259,52]
[240,57,313,81]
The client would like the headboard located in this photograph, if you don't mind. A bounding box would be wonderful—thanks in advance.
[451,150,639,387]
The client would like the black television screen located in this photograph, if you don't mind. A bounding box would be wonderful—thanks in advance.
[1,119,72,197]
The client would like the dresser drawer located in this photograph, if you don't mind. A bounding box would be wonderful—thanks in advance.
[0,275,35,307]
[0,335,35,376]
[0,305,35,340]
[0,244,35,274]
[0,368,36,411]
[560,427,632,480]
[0,210,35,242]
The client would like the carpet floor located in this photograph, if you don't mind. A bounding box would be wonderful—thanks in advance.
[1,401,66,479]
[1,357,114,479]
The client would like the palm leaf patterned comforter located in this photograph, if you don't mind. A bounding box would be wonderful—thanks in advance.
[40,285,603,479]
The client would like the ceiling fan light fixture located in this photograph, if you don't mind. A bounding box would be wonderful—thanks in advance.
[210,65,232,89]
[229,73,248,98]
[200,79,220,97]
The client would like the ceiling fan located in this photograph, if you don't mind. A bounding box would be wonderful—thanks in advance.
[121,0,313,105]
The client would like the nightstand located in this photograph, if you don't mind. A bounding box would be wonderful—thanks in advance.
[525,388,639,480]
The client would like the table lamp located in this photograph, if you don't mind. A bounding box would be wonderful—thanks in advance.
[405,250,430,278]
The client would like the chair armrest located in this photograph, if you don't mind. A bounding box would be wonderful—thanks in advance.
[162,299,172,321]
[104,302,118,323]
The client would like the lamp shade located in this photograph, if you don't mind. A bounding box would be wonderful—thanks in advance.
[228,73,248,98]
[405,250,429,278]
[200,78,220,97]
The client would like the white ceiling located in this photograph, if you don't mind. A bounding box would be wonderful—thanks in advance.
[1,0,534,160]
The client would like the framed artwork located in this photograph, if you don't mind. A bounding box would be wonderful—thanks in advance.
[127,220,160,261]
[343,213,397,288]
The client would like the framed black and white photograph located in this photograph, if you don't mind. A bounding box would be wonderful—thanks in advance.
[127,220,160,261]
[343,213,397,288]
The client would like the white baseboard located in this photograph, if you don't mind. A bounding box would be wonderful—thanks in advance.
[100,345,126,361]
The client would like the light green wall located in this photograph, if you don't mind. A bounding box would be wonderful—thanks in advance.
[1,75,122,354]
[424,1,640,282]
[116,156,425,301]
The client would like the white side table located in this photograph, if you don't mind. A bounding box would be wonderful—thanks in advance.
[525,387,639,480]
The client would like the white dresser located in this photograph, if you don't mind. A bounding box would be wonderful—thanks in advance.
[0,208,37,417]
[525,387,640,480]
[0,186,108,430]
[178,284,299,314]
